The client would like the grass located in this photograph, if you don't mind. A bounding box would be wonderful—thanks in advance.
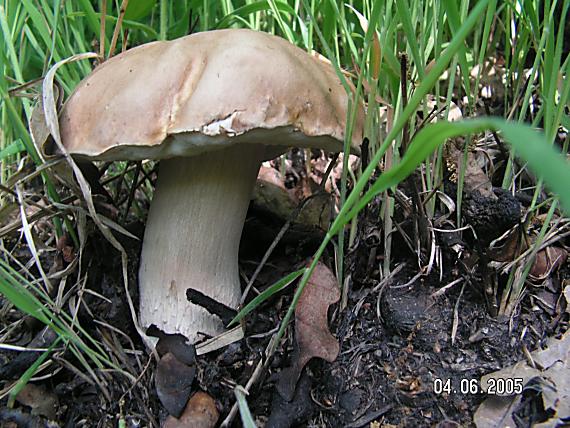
[1,0,570,421]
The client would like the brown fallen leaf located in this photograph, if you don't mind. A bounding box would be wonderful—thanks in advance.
[253,164,332,230]
[146,324,196,417]
[149,327,198,417]
[487,226,526,262]
[276,262,340,401]
[476,330,570,428]
[529,246,567,281]
[56,233,75,263]
[163,391,219,428]
[445,142,495,199]
[267,371,313,428]
[473,395,520,428]
[155,352,196,418]
[15,383,59,420]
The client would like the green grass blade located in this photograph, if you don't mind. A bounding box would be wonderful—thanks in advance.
[229,268,305,326]
[396,0,425,80]
[0,139,25,160]
[342,119,570,227]
[7,336,62,408]
[0,266,51,325]
[125,0,157,21]
[75,0,101,36]
[215,1,296,30]
[234,386,257,428]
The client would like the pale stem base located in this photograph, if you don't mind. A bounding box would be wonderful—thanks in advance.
[138,144,265,342]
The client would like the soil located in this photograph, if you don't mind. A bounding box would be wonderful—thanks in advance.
[1,154,569,428]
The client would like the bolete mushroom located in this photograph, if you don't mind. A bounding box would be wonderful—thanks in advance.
[49,29,364,343]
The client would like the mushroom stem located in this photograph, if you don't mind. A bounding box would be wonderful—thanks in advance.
[139,144,265,342]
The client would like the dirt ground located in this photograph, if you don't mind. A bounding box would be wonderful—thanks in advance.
[1,146,569,427]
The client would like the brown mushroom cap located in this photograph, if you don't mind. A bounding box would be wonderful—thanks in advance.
[53,28,364,161]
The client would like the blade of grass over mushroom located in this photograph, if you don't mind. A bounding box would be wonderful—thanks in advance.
[228,268,305,326]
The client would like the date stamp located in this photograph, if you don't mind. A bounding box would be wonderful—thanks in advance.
[433,377,523,395]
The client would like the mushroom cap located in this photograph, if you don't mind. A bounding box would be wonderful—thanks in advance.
[50,29,364,161]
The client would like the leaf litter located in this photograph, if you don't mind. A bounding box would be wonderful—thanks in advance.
[475,330,570,428]
[275,262,340,402]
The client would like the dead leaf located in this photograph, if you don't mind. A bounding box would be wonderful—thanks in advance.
[253,164,332,230]
[267,371,313,428]
[163,391,219,428]
[488,227,526,262]
[469,58,506,101]
[276,262,340,401]
[148,327,198,415]
[529,247,567,281]
[445,143,494,199]
[254,165,297,217]
[155,352,196,418]
[475,330,570,428]
[56,233,75,263]
[473,395,520,428]
[15,383,59,420]
[29,85,61,156]
[425,95,463,122]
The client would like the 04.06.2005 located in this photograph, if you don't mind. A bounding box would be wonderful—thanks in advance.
[433,377,523,395]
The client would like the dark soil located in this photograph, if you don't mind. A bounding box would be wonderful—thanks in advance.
[1,161,569,428]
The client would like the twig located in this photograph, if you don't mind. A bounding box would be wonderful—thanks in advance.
[430,277,463,299]
[99,0,107,59]
[220,336,278,427]
[121,161,142,222]
[451,281,467,346]
[108,0,129,59]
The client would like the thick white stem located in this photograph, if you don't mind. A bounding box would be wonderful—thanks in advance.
[139,144,264,342]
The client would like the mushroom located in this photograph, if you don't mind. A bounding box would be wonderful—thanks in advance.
[49,29,364,343]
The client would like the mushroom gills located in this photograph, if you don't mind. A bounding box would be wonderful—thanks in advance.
[138,144,265,342]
